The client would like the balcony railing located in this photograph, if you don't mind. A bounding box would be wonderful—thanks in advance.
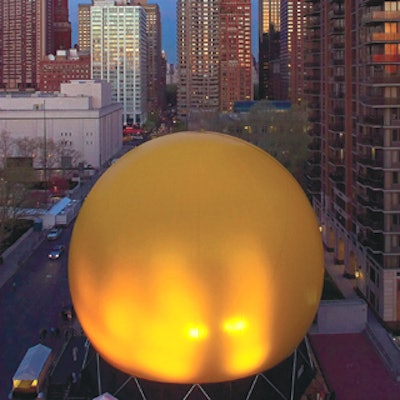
[358,231,384,252]
[365,74,400,84]
[329,172,345,183]
[332,41,345,49]
[367,32,400,43]
[329,122,345,132]
[357,155,384,168]
[307,153,321,164]
[362,11,400,25]
[357,213,384,231]
[360,96,400,106]
[356,173,384,188]
[358,115,384,125]
[357,133,383,146]
[328,9,344,19]
[329,26,345,34]
[371,54,400,63]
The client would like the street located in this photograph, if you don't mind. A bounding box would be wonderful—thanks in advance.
[0,224,74,398]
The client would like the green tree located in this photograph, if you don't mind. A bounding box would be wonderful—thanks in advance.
[220,101,311,187]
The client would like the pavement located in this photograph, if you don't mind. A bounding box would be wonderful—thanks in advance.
[322,250,400,379]
[310,251,400,399]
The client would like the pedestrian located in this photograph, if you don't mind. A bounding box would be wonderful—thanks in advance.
[39,328,47,341]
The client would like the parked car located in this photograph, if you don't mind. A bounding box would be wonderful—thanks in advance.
[48,245,65,260]
[46,227,62,241]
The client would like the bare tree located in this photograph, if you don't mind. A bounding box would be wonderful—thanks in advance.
[55,140,82,170]
[0,130,15,168]
[14,137,41,159]
[0,164,36,242]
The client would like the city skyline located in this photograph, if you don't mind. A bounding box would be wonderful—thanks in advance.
[69,0,258,65]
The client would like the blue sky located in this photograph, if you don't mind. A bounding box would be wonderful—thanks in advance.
[69,0,258,65]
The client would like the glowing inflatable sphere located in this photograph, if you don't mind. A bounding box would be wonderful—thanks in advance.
[69,131,324,384]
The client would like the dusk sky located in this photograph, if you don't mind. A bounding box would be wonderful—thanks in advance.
[69,0,259,65]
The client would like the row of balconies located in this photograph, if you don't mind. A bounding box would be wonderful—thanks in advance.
[308,153,321,165]
[328,121,345,132]
[357,154,384,168]
[357,213,384,231]
[362,11,400,25]
[328,137,345,148]
[356,193,383,209]
[329,26,345,35]
[306,179,321,197]
[329,171,345,183]
[308,127,321,138]
[365,32,400,44]
[304,85,320,95]
[369,54,400,64]
[306,33,322,41]
[358,114,384,125]
[328,155,345,166]
[357,231,383,254]
[328,10,344,21]
[356,172,384,188]
[360,96,400,106]
[357,133,383,146]
[364,73,400,84]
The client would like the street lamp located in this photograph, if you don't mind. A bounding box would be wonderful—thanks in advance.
[43,101,47,205]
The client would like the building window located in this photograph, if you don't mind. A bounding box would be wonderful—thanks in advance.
[370,267,376,283]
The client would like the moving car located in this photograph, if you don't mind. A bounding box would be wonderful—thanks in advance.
[48,245,65,260]
[46,227,62,241]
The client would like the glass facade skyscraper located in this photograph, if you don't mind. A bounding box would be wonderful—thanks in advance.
[91,3,148,124]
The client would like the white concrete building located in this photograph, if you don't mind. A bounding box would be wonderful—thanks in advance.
[0,80,123,169]
[91,1,148,125]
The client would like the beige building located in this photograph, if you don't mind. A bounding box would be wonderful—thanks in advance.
[0,80,123,169]
[78,4,91,52]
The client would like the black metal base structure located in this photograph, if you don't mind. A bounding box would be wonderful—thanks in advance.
[47,335,317,400]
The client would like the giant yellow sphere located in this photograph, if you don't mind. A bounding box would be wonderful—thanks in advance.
[68,131,324,384]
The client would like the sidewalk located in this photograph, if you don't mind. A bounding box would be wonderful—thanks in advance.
[322,251,400,382]
[0,228,45,289]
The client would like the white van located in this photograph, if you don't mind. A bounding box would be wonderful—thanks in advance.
[11,344,52,398]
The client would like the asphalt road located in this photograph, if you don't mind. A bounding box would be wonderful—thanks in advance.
[0,207,78,398]
[0,143,136,399]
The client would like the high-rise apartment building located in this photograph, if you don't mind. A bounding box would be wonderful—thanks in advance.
[134,0,165,113]
[280,0,306,104]
[220,0,253,111]
[259,0,306,102]
[0,0,54,91]
[91,1,148,124]
[177,0,252,119]
[304,0,400,327]
[177,0,220,118]
[78,4,92,52]
[258,0,281,99]
[53,0,72,50]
